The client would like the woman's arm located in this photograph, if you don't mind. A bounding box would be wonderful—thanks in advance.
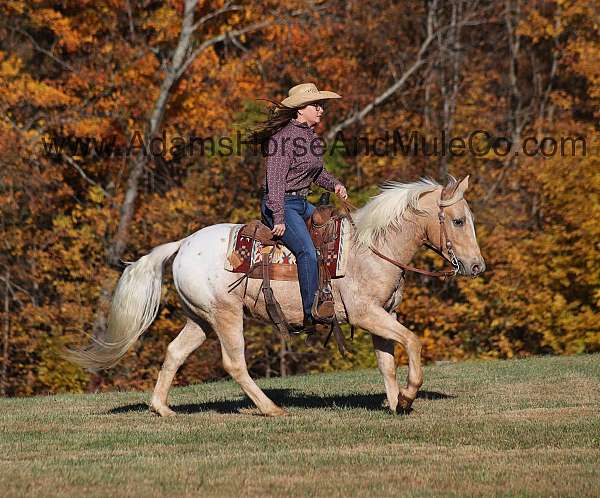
[315,168,347,199]
[312,136,347,198]
[314,167,342,192]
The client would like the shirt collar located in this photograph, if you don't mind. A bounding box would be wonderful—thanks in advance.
[290,118,314,130]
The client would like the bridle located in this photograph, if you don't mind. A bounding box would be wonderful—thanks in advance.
[339,196,460,279]
[423,205,462,276]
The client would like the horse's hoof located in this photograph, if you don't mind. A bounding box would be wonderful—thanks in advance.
[150,403,176,417]
[396,392,414,415]
[265,407,288,417]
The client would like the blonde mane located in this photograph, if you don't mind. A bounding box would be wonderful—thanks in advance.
[352,178,442,248]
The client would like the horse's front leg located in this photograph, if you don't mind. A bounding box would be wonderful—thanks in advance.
[356,305,423,412]
[371,334,400,413]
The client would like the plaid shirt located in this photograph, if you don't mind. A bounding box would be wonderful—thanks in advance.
[264,119,341,225]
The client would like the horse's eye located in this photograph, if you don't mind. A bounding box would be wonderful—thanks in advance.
[453,218,465,227]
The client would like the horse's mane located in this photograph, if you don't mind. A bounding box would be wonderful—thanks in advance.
[353,178,444,248]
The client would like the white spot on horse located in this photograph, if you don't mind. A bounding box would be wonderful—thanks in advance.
[466,206,476,240]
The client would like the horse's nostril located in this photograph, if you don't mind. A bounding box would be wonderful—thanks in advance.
[472,264,480,275]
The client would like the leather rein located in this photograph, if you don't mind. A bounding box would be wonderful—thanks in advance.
[338,197,460,279]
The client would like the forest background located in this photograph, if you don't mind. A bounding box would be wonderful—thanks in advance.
[0,0,598,396]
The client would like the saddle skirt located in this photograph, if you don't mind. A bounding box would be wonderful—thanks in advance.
[224,217,351,281]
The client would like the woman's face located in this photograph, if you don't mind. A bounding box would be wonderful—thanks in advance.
[297,102,325,127]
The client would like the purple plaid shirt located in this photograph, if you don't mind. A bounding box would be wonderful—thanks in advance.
[264,119,342,225]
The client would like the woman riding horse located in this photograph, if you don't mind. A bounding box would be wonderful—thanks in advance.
[248,83,348,334]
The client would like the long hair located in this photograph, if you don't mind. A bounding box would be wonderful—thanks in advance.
[245,99,300,146]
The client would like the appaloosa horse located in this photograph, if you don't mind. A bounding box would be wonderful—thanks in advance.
[68,176,484,415]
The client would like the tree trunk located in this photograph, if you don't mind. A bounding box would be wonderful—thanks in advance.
[1,268,10,396]
[91,0,202,340]
[90,2,273,342]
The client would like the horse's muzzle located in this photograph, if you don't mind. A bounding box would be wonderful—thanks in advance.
[470,258,486,277]
[459,257,486,277]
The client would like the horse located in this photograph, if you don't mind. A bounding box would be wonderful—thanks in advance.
[67,176,485,416]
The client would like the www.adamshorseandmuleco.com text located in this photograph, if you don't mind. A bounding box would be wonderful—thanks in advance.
[40,129,590,160]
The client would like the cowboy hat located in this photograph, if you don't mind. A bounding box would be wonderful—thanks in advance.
[281,83,342,108]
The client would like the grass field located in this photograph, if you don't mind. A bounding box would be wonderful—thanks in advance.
[1,354,599,497]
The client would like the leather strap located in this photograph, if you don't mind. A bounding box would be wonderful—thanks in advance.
[324,315,347,355]
[312,216,337,321]
[369,246,455,278]
[260,246,290,339]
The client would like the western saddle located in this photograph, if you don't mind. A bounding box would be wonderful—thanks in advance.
[227,193,347,353]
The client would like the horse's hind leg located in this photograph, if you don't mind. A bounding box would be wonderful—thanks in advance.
[150,319,206,417]
[372,334,401,413]
[215,309,287,417]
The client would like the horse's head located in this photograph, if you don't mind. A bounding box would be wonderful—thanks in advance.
[423,176,485,277]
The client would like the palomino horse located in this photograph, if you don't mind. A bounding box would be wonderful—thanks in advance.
[68,176,484,415]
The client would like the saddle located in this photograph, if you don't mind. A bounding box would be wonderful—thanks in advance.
[226,193,348,353]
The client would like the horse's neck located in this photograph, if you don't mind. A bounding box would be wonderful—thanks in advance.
[381,219,423,262]
[347,218,424,302]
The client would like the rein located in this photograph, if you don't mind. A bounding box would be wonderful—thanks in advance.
[337,197,460,279]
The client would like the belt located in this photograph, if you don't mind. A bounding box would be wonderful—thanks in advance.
[284,188,310,198]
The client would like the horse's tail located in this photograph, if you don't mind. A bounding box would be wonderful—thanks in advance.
[65,239,185,370]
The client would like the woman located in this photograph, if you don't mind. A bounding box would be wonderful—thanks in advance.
[248,83,348,334]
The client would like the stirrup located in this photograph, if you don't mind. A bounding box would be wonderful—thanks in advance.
[289,316,316,336]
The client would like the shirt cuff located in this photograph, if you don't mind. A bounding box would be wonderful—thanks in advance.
[273,211,285,225]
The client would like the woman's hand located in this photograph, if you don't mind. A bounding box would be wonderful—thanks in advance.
[335,184,348,200]
[272,224,286,237]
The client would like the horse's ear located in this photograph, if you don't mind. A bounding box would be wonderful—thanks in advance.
[441,175,469,203]
[441,175,459,200]
[457,175,470,196]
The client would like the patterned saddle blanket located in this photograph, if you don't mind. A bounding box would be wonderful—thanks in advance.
[224,218,351,281]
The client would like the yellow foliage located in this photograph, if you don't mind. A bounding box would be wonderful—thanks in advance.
[63,117,112,138]
[29,8,82,52]
[88,186,105,204]
[0,54,22,77]
[4,75,77,107]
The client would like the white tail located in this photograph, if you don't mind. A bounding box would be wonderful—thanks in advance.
[66,240,184,370]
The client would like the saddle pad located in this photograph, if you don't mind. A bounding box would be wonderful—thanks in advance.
[224,218,351,281]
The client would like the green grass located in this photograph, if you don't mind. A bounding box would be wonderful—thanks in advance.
[1,355,599,497]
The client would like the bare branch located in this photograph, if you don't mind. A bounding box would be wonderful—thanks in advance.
[61,155,112,198]
[177,19,272,80]
[191,2,242,32]
[325,4,438,142]
[0,272,36,305]
[9,27,77,74]
[148,0,200,135]
[539,14,560,129]
[125,0,136,42]
[325,4,486,142]
[228,31,249,53]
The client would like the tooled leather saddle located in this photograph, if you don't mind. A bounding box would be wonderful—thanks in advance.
[226,193,348,352]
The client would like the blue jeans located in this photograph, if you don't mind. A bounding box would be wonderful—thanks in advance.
[261,196,317,318]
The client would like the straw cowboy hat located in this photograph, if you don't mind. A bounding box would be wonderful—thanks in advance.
[281,83,342,108]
